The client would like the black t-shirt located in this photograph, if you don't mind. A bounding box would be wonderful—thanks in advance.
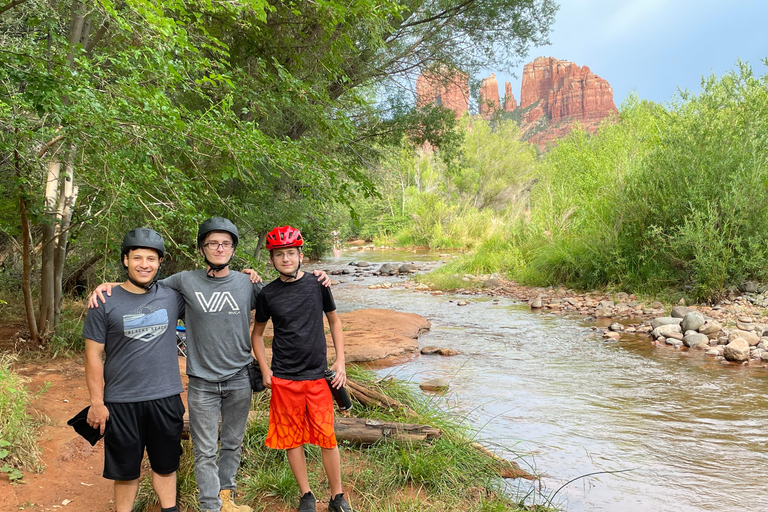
[254,273,336,380]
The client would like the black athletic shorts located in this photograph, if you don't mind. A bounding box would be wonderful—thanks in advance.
[103,394,185,480]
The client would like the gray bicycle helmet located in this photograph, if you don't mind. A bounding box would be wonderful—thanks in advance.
[197,217,239,249]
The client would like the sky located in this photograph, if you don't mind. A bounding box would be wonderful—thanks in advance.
[486,0,768,106]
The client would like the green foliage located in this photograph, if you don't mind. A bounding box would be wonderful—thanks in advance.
[0,355,42,480]
[353,118,538,249]
[511,61,768,300]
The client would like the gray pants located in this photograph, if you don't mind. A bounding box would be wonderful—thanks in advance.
[188,367,252,512]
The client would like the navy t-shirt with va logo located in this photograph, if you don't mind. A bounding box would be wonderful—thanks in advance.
[82,285,185,403]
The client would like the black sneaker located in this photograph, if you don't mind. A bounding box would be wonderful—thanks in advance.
[328,493,356,512]
[298,491,316,512]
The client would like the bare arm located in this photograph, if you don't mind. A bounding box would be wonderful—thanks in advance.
[250,321,272,389]
[84,339,109,434]
[88,283,120,308]
[326,310,346,388]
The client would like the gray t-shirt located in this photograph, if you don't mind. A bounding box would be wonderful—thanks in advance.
[82,285,185,403]
[161,270,263,381]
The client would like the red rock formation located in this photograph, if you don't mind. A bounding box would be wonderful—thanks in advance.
[504,82,517,111]
[416,57,616,150]
[478,73,500,119]
[518,56,616,149]
[416,69,469,118]
[520,56,616,124]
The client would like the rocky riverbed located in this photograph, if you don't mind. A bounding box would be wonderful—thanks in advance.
[328,257,768,368]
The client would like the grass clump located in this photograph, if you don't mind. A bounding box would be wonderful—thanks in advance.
[0,353,43,480]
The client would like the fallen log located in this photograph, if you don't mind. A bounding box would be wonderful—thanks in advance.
[182,413,440,445]
[346,378,415,416]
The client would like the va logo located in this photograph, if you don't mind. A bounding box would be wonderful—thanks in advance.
[195,291,241,313]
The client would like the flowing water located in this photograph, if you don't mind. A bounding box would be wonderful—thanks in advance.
[307,248,768,512]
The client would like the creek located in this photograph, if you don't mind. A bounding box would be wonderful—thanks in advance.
[306,248,768,512]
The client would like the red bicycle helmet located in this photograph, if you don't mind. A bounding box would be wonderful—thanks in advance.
[265,225,304,250]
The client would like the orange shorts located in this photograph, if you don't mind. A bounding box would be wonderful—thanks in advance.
[266,376,337,450]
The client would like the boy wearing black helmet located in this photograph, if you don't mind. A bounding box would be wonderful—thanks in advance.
[90,218,330,512]
[82,228,186,512]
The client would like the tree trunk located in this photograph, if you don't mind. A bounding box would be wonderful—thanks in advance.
[53,149,78,325]
[17,143,40,343]
[253,231,267,262]
[38,160,60,338]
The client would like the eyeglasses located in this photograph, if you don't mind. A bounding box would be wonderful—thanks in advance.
[203,242,234,250]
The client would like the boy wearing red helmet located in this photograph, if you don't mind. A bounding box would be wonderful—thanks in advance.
[251,226,356,512]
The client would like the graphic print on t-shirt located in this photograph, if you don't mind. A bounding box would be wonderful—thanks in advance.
[123,305,169,342]
[194,291,241,314]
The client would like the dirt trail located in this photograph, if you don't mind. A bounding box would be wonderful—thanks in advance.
[0,358,116,511]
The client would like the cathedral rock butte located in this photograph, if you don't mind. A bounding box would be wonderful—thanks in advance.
[418,57,617,149]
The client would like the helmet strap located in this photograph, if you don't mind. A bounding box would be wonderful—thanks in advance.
[276,260,301,281]
[204,255,233,278]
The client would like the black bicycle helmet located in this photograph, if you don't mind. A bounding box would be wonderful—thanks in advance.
[197,217,239,249]
[120,228,165,290]
[121,228,165,258]
[197,217,239,277]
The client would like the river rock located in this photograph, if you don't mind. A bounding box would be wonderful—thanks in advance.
[699,320,722,336]
[483,278,501,288]
[413,283,429,291]
[438,348,459,356]
[681,311,706,332]
[356,261,370,267]
[651,317,683,329]
[762,352,768,362]
[457,301,468,306]
[729,329,760,346]
[609,322,623,332]
[420,378,449,392]
[706,349,720,356]
[671,306,695,318]
[399,263,419,273]
[652,324,683,339]
[420,345,440,355]
[724,338,750,362]
[378,263,397,275]
[738,281,758,293]
[530,295,542,309]
[665,338,683,347]
[683,333,708,348]
[603,331,621,340]
[595,307,613,318]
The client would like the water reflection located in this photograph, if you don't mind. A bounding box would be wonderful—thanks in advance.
[309,249,768,512]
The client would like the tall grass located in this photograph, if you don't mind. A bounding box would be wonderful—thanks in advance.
[0,354,42,479]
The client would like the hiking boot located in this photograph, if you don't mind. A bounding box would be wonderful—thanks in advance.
[298,491,317,512]
[328,493,356,512]
[219,489,252,512]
